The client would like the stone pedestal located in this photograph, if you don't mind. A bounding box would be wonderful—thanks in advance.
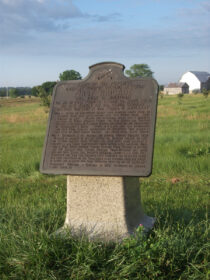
[63,176,155,241]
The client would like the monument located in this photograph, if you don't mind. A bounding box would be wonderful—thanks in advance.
[40,62,158,241]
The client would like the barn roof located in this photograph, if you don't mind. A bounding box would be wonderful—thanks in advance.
[190,71,210,83]
[165,82,188,88]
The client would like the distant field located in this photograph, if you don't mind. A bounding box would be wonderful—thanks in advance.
[0,95,209,279]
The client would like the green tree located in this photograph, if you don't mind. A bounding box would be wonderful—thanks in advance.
[159,85,164,91]
[125,64,153,78]
[36,81,57,107]
[41,81,57,95]
[0,88,7,97]
[37,86,51,107]
[31,86,39,97]
[9,88,18,98]
[202,88,209,98]
[59,70,82,81]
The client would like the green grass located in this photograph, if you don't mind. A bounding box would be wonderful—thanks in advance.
[0,95,209,279]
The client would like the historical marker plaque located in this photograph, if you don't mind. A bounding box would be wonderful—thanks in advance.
[40,62,158,176]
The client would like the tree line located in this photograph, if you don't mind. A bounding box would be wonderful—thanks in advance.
[0,87,32,98]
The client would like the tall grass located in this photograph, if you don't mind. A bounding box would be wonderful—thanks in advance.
[0,96,209,279]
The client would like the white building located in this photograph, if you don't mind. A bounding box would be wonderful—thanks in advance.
[179,71,210,92]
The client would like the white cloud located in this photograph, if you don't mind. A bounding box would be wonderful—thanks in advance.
[0,0,209,63]
[0,0,84,36]
[0,0,121,46]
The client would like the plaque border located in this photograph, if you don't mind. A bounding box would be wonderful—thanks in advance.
[40,62,159,177]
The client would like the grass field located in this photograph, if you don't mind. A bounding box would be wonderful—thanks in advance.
[0,95,209,279]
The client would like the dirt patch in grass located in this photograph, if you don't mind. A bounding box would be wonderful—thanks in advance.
[0,107,48,123]
[0,97,40,107]
[158,108,210,120]
[157,106,178,117]
[185,113,210,120]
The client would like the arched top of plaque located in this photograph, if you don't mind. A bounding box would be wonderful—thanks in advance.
[89,61,125,70]
[40,61,159,176]
[82,62,126,83]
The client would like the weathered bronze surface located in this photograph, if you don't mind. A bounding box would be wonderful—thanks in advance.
[40,62,158,176]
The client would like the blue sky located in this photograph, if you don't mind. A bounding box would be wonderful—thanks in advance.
[0,0,209,87]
